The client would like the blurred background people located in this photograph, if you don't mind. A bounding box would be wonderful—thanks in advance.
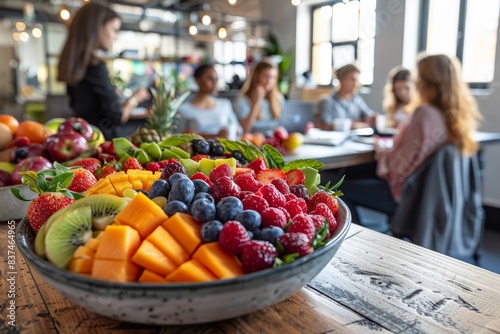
[314,64,375,131]
[234,60,284,134]
[381,66,414,129]
[57,2,150,140]
[176,64,242,139]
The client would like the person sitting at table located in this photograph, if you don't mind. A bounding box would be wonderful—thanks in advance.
[314,64,376,131]
[176,64,242,140]
[381,66,414,129]
[340,54,481,230]
[234,60,284,134]
[57,2,150,140]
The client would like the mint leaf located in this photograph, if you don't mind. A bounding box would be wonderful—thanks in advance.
[49,172,74,191]
[281,253,300,263]
[283,159,324,172]
[53,161,69,174]
[10,187,30,201]
[312,219,329,249]
[159,134,203,147]
[218,139,264,162]
[262,144,284,169]
[35,174,48,192]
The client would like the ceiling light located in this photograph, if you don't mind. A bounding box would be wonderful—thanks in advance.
[218,26,227,39]
[32,27,42,38]
[60,8,71,21]
[291,0,301,5]
[228,0,237,4]
[201,14,211,25]
[19,31,30,42]
[16,22,26,31]
[12,32,20,42]
[189,25,198,35]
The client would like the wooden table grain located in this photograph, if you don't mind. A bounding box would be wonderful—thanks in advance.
[2,222,499,333]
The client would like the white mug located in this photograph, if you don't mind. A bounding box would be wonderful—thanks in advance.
[332,118,352,133]
[376,114,387,132]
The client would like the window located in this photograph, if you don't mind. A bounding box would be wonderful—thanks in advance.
[420,0,500,86]
[213,40,247,90]
[310,0,376,86]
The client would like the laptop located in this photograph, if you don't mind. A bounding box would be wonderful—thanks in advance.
[279,101,316,134]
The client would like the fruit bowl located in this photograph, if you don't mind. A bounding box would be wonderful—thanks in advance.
[17,198,351,325]
[0,185,36,222]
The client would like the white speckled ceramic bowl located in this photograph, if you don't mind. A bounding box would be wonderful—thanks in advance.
[0,185,36,221]
[17,199,351,325]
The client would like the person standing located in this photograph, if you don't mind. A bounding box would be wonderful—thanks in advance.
[57,2,150,140]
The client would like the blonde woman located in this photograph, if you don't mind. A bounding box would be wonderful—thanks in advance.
[234,60,284,134]
[376,54,481,201]
[382,67,414,129]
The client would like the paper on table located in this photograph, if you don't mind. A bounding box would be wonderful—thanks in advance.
[303,128,350,146]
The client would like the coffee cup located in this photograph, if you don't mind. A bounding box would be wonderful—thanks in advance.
[332,118,352,133]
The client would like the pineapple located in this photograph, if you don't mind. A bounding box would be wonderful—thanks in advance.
[130,77,190,146]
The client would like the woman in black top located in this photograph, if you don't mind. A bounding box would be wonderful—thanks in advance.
[57,2,149,140]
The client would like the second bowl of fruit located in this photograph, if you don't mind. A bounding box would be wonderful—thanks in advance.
[17,136,351,325]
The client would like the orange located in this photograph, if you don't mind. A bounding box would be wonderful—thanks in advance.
[0,114,19,133]
[14,120,51,144]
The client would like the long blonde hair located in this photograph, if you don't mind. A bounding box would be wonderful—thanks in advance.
[415,54,481,155]
[382,67,412,127]
[240,60,281,120]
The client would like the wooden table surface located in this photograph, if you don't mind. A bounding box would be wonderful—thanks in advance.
[2,222,499,333]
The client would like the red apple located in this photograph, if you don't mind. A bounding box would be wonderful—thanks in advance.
[58,117,94,142]
[273,126,289,141]
[11,156,53,185]
[9,144,48,163]
[47,131,89,162]
[0,170,11,187]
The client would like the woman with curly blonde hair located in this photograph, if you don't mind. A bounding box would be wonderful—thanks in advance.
[382,67,414,128]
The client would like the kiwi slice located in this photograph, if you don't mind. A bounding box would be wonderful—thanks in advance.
[45,206,93,269]
[34,194,127,258]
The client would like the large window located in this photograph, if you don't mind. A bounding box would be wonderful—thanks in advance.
[213,40,247,90]
[311,0,376,86]
[420,0,500,86]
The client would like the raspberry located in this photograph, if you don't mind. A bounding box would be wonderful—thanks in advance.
[290,184,310,201]
[260,207,287,229]
[310,203,338,232]
[278,232,313,257]
[241,240,278,273]
[238,190,254,200]
[241,194,269,214]
[157,160,169,168]
[309,214,327,230]
[307,191,339,215]
[284,193,297,202]
[210,176,240,203]
[209,164,233,182]
[288,215,316,240]
[160,161,188,181]
[123,157,143,172]
[276,207,291,224]
[257,184,286,208]
[271,178,290,194]
[218,220,251,255]
[283,198,307,219]
[234,173,263,192]
[145,161,161,172]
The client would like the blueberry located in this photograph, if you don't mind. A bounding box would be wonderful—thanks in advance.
[190,198,216,223]
[206,139,216,149]
[148,179,170,199]
[16,147,29,160]
[168,172,188,186]
[258,226,284,245]
[136,189,149,197]
[168,178,195,204]
[212,144,224,156]
[235,210,261,231]
[193,179,211,194]
[164,200,189,216]
[252,228,261,240]
[240,158,248,165]
[194,140,210,155]
[230,150,243,161]
[193,192,214,203]
[216,196,243,223]
[200,220,223,243]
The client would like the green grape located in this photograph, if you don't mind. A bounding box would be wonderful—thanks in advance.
[123,188,137,199]
[152,196,168,208]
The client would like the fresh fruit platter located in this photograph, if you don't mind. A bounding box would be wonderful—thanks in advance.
[15,132,351,324]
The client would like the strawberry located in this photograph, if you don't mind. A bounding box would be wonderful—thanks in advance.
[27,193,75,233]
[210,176,240,203]
[123,157,143,173]
[256,168,286,185]
[260,207,287,229]
[209,164,233,182]
[145,161,161,172]
[286,169,305,186]
[278,232,313,257]
[257,184,286,208]
[100,141,115,154]
[283,197,307,219]
[190,172,213,187]
[157,160,170,169]
[241,194,269,214]
[290,184,310,201]
[241,240,278,273]
[160,161,187,181]
[288,215,316,240]
[234,173,263,192]
[69,168,98,193]
[307,191,339,215]
[218,220,251,255]
[191,154,210,162]
[271,178,290,194]
[70,157,102,174]
[246,157,267,173]
[97,160,120,179]
[234,167,255,178]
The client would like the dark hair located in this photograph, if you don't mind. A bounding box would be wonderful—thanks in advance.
[391,68,412,86]
[58,3,120,85]
[194,64,215,79]
[335,64,360,80]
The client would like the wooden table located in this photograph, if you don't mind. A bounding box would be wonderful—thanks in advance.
[2,222,500,333]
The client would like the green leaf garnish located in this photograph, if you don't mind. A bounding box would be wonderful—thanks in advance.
[312,219,330,249]
[273,257,284,269]
[159,133,203,147]
[318,174,345,197]
[281,253,300,263]
[10,187,30,201]
[282,159,324,172]
[218,138,264,162]
[262,144,284,169]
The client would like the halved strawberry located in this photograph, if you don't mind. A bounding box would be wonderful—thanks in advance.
[286,169,305,186]
[234,167,255,178]
[190,171,213,187]
[256,168,286,185]
[246,157,267,173]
